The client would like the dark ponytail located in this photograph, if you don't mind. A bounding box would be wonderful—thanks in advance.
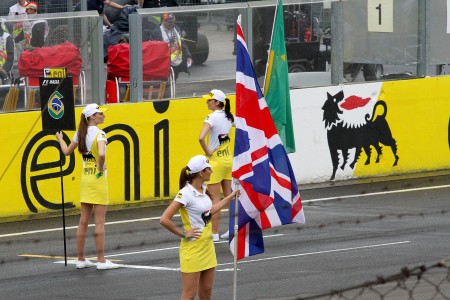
[180,166,198,190]
[179,166,213,200]
[223,98,234,123]
[77,113,89,154]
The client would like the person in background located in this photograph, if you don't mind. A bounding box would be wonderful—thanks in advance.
[138,0,179,8]
[8,0,27,55]
[56,103,120,271]
[0,20,15,85]
[199,89,234,242]
[150,13,192,81]
[88,0,130,28]
[160,155,239,300]
[8,0,27,16]
[14,2,48,49]
[102,1,140,61]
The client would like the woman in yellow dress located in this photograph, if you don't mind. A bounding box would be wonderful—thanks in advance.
[199,89,234,242]
[160,155,239,300]
[56,103,119,270]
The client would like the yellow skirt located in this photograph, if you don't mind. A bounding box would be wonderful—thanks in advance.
[208,141,232,184]
[79,162,109,205]
[179,223,217,273]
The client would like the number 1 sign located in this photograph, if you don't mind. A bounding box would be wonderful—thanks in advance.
[368,0,393,32]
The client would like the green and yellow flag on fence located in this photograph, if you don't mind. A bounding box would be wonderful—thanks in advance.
[263,0,296,153]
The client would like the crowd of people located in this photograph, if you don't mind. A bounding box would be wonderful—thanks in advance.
[1,1,49,84]
[102,3,192,80]
[1,0,193,85]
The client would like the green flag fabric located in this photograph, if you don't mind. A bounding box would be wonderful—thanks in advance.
[263,0,296,153]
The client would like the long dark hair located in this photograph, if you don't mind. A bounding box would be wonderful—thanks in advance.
[217,98,234,123]
[77,113,89,154]
[179,167,212,199]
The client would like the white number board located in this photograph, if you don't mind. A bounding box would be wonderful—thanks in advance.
[367,0,393,32]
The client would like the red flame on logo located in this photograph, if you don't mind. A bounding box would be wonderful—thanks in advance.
[340,95,371,110]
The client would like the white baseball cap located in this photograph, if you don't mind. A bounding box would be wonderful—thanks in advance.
[202,89,226,103]
[82,103,108,118]
[187,155,212,174]
[24,2,38,10]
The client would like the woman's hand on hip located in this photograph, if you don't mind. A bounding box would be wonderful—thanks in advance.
[185,228,201,239]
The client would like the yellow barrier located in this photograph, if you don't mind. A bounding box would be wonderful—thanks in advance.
[1,76,449,220]
[0,97,235,219]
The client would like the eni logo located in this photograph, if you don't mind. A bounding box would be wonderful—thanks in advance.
[47,92,64,119]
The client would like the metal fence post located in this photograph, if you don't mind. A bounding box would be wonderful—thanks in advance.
[90,15,105,104]
[417,0,430,77]
[331,0,344,85]
[245,7,253,63]
[129,13,143,102]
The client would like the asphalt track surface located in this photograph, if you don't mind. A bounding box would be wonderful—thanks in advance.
[1,172,449,299]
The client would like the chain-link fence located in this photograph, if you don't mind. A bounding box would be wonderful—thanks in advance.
[1,0,450,109]
[1,202,450,300]
[289,259,450,300]
[1,211,450,299]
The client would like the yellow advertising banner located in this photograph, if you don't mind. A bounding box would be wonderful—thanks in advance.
[0,97,235,219]
[1,76,449,220]
[353,77,450,177]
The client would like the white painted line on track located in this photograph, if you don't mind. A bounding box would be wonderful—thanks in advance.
[218,240,411,266]
[2,183,448,238]
[0,216,174,238]
[302,184,450,203]
[117,264,179,271]
[25,234,285,268]
[73,234,285,258]
[103,245,180,257]
[54,240,410,272]
[53,260,179,271]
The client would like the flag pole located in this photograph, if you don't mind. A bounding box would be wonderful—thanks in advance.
[58,138,68,266]
[263,0,281,92]
[232,179,239,300]
[233,16,241,300]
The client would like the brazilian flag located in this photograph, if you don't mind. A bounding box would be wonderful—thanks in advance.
[263,0,296,153]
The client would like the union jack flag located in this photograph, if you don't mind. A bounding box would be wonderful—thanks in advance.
[229,16,305,260]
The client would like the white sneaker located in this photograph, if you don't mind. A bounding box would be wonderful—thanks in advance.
[212,233,220,242]
[220,230,229,239]
[76,259,95,269]
[96,259,120,270]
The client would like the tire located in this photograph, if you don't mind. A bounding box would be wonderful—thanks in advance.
[288,64,308,73]
[362,64,384,81]
[191,33,209,65]
[254,59,267,78]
